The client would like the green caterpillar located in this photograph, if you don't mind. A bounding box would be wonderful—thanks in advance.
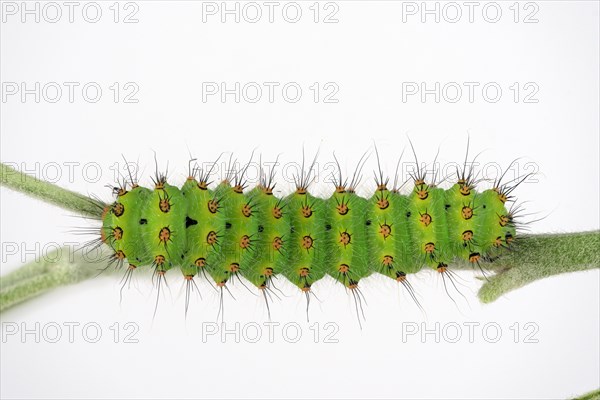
[99,147,521,319]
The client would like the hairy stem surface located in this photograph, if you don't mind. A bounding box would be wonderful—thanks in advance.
[1,162,105,218]
[476,231,599,302]
[0,247,107,312]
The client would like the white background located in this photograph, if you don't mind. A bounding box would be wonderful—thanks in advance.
[1,1,599,399]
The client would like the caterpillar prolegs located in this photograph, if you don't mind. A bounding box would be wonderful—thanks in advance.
[99,146,523,320]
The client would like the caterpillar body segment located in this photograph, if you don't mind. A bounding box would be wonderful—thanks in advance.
[367,187,418,280]
[280,192,328,292]
[406,185,451,271]
[101,185,152,269]
[476,188,517,257]
[206,181,256,287]
[180,177,220,279]
[144,183,187,273]
[445,182,479,262]
[327,190,370,288]
[243,186,290,290]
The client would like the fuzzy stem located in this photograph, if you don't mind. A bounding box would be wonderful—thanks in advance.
[476,231,600,303]
[0,162,105,218]
[574,389,600,400]
[0,247,106,313]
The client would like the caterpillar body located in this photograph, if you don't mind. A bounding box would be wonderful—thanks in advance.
[99,149,520,317]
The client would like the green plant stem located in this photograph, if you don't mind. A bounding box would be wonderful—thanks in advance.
[476,231,599,303]
[0,247,105,313]
[574,389,600,400]
[0,162,105,218]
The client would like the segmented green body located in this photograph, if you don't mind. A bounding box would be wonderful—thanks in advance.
[101,173,516,292]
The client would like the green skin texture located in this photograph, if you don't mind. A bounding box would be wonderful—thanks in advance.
[100,178,515,293]
[281,193,328,290]
[102,186,152,268]
[244,186,290,288]
[327,192,370,285]
[1,161,598,316]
